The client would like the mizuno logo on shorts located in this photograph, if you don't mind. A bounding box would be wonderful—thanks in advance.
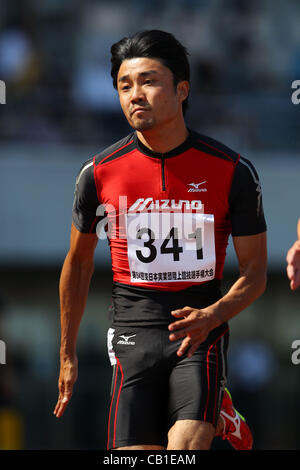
[117,335,136,345]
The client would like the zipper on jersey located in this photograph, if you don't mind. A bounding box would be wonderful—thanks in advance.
[161,156,166,191]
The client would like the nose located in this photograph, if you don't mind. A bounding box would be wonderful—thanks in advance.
[130,84,145,103]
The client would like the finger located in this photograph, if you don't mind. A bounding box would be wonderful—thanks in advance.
[54,394,71,418]
[53,398,61,416]
[54,389,73,418]
[168,316,193,332]
[187,331,210,357]
[286,248,292,264]
[187,341,202,358]
[297,218,300,240]
[169,319,194,339]
[287,241,300,264]
[169,329,187,341]
[54,396,64,418]
[54,398,63,418]
[53,382,64,415]
[293,269,300,290]
[171,307,192,318]
[54,400,66,418]
[176,336,191,357]
[286,264,294,281]
[171,310,186,318]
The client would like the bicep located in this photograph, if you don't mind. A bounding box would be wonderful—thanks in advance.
[232,232,267,276]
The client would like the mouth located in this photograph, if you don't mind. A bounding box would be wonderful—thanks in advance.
[131,108,149,116]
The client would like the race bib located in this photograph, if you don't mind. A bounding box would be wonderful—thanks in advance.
[126,212,215,283]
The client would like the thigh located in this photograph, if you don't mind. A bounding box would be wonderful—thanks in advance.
[167,325,229,435]
[107,326,169,449]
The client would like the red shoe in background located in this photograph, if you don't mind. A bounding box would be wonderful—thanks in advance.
[219,388,253,450]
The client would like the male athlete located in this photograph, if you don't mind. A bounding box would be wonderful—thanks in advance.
[54,30,267,450]
[286,218,300,290]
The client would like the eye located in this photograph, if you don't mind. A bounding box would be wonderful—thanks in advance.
[121,84,131,92]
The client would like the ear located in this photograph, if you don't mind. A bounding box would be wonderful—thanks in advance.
[177,80,190,103]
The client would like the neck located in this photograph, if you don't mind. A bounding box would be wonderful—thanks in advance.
[136,119,189,154]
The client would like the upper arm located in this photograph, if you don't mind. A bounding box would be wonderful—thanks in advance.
[229,157,266,237]
[72,158,104,234]
[229,157,267,280]
[68,158,101,263]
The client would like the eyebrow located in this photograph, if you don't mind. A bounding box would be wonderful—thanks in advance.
[118,70,159,83]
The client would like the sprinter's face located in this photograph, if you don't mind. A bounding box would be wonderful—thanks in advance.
[117,57,188,131]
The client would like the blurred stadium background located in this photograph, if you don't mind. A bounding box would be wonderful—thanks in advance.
[0,0,300,450]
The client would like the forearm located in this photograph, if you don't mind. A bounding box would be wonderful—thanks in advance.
[168,232,267,357]
[211,269,267,327]
[59,251,94,358]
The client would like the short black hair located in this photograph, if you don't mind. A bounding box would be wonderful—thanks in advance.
[110,30,190,115]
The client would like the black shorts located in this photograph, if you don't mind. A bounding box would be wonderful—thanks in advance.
[106,323,229,449]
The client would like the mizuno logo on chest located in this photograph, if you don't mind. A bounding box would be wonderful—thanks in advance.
[128,198,203,212]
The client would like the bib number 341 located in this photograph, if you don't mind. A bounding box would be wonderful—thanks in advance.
[126,212,215,283]
[136,226,203,263]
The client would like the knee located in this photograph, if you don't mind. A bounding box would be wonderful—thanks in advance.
[170,434,213,450]
[167,420,215,450]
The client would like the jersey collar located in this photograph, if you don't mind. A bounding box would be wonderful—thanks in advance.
[134,129,195,159]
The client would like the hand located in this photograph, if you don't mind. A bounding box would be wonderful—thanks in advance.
[53,354,78,418]
[286,218,300,291]
[286,240,300,291]
[168,306,218,358]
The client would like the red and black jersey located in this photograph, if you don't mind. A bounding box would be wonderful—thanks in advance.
[72,130,266,325]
